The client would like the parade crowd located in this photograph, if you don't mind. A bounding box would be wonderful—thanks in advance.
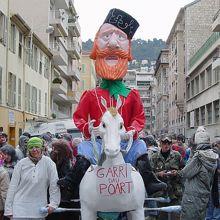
[0,127,219,220]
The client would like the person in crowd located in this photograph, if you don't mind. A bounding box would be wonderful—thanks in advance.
[41,133,53,155]
[4,137,60,220]
[61,133,75,165]
[150,134,182,220]
[22,132,31,139]
[0,152,10,220]
[144,134,159,220]
[0,133,7,149]
[180,126,218,220]
[145,135,159,159]
[58,8,166,198]
[205,137,220,220]
[0,145,18,179]
[172,134,187,167]
[47,139,77,220]
[15,135,29,160]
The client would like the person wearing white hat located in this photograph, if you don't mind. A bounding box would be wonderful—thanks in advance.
[180,126,218,220]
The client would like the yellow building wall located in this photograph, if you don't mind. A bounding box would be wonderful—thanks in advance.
[0,106,24,146]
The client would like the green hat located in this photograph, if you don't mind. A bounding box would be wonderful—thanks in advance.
[27,137,43,150]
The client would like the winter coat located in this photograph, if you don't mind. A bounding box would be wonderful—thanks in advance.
[0,167,10,211]
[150,150,182,201]
[4,156,60,218]
[15,135,29,160]
[180,144,218,220]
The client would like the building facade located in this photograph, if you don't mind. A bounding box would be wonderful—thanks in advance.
[186,16,220,140]
[0,8,52,146]
[166,0,218,136]
[154,49,169,136]
[80,51,96,94]
[11,0,82,119]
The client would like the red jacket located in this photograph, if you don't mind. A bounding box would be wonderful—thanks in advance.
[73,87,145,139]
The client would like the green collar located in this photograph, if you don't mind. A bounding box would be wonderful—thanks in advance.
[100,79,131,100]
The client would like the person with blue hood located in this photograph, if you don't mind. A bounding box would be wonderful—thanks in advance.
[15,135,29,160]
[180,126,219,220]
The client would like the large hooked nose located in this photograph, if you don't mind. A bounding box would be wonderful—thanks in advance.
[108,33,120,49]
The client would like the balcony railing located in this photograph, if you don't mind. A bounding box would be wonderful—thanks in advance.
[189,32,220,70]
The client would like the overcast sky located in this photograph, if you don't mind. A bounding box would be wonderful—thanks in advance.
[75,0,193,42]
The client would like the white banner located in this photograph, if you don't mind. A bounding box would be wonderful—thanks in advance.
[96,163,133,197]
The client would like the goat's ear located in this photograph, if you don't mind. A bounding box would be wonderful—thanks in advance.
[101,96,108,110]
[116,96,122,110]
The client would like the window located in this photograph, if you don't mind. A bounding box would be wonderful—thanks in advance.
[45,92,48,116]
[186,83,190,99]
[18,32,22,58]
[33,46,38,72]
[207,66,212,87]
[39,52,43,74]
[38,90,41,115]
[18,78,21,109]
[25,83,31,112]
[201,106,205,125]
[206,103,212,124]
[191,80,194,97]
[214,100,219,123]
[200,71,205,90]
[0,11,7,46]
[10,24,16,53]
[82,64,86,73]
[44,57,49,79]
[8,72,16,107]
[195,108,199,126]
[25,39,31,66]
[195,76,199,94]
[31,86,37,114]
[214,66,220,83]
[0,66,2,103]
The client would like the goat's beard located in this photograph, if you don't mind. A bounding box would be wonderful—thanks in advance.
[90,41,131,80]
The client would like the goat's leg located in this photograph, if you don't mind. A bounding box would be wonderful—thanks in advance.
[80,202,97,220]
[127,208,145,220]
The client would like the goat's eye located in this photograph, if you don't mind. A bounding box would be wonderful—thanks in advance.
[120,123,123,129]
[102,123,106,128]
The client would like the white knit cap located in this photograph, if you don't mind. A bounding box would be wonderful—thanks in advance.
[194,126,210,144]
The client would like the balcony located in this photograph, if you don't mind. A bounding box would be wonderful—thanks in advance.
[49,10,68,37]
[68,65,80,81]
[50,41,68,66]
[51,82,67,95]
[212,9,220,32]
[54,0,69,9]
[189,32,220,70]
[68,19,81,37]
[67,40,81,59]
[212,57,220,70]
[67,90,81,103]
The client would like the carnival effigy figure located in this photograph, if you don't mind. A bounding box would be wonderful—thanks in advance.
[58,8,166,197]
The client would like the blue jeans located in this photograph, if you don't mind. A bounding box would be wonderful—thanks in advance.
[77,139,147,166]
[205,198,220,220]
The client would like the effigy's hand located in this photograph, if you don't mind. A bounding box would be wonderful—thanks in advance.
[121,130,135,141]
[89,120,101,137]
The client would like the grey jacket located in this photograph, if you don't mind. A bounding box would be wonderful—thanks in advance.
[180,144,218,197]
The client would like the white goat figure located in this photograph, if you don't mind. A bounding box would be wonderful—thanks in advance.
[79,97,145,220]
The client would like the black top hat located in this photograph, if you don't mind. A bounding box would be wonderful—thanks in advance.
[103,8,139,39]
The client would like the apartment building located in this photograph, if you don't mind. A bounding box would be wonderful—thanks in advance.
[166,0,218,136]
[186,9,220,140]
[11,0,82,119]
[124,68,156,134]
[79,51,96,94]
[154,49,169,136]
[0,4,52,145]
